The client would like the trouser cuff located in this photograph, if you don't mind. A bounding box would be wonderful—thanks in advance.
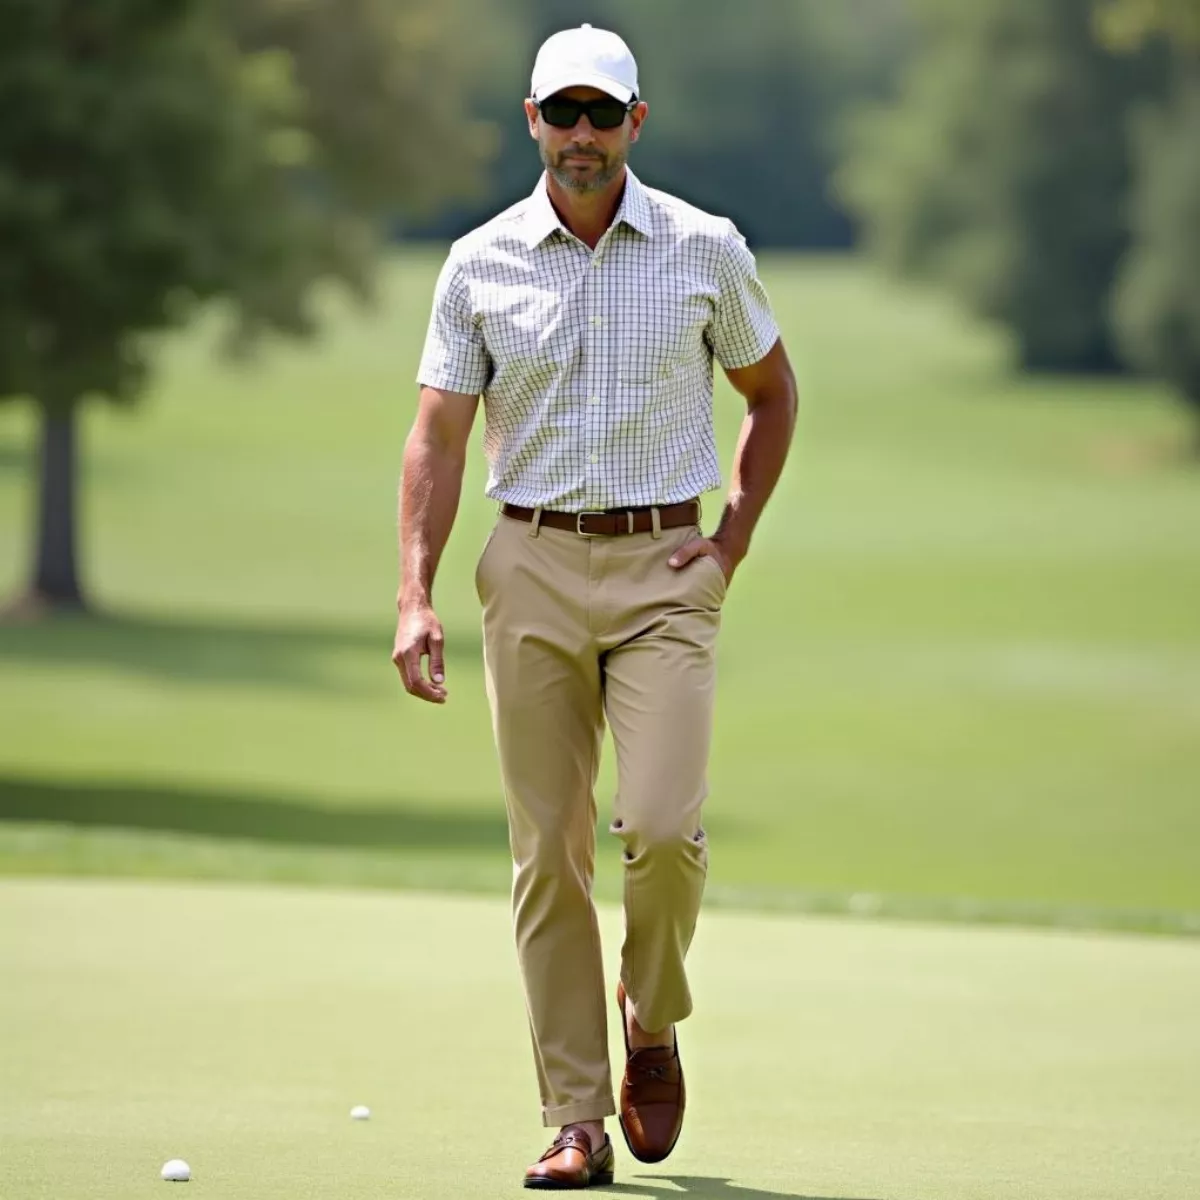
[542,1097,618,1128]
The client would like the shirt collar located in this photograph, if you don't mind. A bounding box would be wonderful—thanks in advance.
[523,168,655,248]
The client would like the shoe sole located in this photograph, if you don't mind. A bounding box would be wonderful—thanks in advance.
[615,981,684,1164]
[523,1171,615,1190]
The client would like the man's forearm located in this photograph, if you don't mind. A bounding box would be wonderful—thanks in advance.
[713,388,797,561]
[398,432,468,609]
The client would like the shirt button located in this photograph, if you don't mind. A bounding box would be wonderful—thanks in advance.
[589,315,602,326]
[588,396,600,405]
[589,453,599,464]
[591,257,601,268]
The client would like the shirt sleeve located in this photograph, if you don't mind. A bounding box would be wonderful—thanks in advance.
[415,255,492,394]
[709,221,780,371]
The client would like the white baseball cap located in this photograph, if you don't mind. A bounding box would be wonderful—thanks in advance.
[530,23,639,104]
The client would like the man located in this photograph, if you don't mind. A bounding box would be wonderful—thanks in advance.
[393,22,797,1190]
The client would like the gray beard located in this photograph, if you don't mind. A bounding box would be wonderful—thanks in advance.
[544,149,625,193]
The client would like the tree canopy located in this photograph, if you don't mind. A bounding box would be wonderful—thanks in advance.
[837,0,1164,372]
[0,0,502,608]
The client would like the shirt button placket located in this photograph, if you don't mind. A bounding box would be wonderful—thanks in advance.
[585,250,606,502]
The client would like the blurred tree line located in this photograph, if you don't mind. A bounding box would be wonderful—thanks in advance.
[836,0,1199,441]
[1,0,1197,614]
[382,0,1200,437]
[405,0,916,251]
[0,0,503,613]
[1100,0,1200,444]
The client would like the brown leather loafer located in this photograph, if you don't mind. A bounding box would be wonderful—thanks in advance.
[616,982,686,1163]
[523,1126,615,1190]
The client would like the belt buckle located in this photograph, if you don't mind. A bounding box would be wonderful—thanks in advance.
[575,511,608,537]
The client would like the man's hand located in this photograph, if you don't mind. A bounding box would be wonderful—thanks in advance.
[668,536,741,585]
[393,602,448,704]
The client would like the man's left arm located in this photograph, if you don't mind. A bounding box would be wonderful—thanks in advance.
[669,227,798,582]
[700,339,797,578]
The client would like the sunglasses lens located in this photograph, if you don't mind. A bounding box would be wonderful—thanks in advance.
[539,99,581,128]
[539,97,628,129]
[588,101,628,129]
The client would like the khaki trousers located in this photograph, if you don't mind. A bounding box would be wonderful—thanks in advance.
[475,509,727,1127]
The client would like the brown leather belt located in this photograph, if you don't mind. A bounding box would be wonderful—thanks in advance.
[500,499,701,537]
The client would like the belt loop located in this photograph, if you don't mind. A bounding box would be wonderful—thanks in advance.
[528,505,543,538]
[650,505,662,539]
[626,510,634,535]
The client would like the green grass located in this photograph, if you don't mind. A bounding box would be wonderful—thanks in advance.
[1,252,1199,933]
[3,878,1199,1200]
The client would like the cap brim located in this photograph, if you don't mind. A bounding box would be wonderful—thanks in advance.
[532,71,635,104]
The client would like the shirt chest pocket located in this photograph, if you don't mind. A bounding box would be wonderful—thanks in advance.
[479,287,574,378]
[617,291,710,386]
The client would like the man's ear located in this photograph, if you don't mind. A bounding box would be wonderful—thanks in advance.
[524,98,540,140]
[629,100,649,143]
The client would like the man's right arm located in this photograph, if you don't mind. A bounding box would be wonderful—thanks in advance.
[393,386,479,704]
[394,247,490,704]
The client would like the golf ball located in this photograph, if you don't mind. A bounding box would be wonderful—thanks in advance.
[161,1159,191,1182]
[350,1105,371,1121]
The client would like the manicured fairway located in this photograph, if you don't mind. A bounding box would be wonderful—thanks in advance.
[1,254,1198,931]
[3,878,1198,1199]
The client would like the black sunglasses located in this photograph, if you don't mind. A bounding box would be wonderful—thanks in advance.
[535,94,637,130]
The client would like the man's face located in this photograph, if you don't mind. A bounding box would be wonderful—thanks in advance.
[525,86,648,193]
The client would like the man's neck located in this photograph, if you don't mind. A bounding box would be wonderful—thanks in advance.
[546,167,628,251]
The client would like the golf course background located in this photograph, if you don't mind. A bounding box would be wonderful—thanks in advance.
[6,3,1200,1195]
[2,252,1198,933]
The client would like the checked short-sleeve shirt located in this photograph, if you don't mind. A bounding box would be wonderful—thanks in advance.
[416,168,780,511]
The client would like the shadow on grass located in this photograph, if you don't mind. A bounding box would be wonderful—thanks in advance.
[0,776,508,852]
[600,1177,895,1200]
[0,610,483,691]
[0,440,150,480]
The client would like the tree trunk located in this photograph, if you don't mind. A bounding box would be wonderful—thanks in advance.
[31,400,86,611]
